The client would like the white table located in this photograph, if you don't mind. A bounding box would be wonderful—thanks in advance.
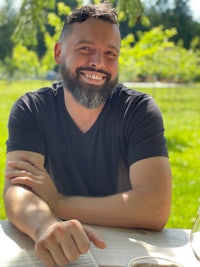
[0,220,199,267]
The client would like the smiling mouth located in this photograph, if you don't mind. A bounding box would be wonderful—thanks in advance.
[84,73,106,80]
[80,71,107,84]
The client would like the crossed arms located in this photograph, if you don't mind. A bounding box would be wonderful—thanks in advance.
[4,150,172,267]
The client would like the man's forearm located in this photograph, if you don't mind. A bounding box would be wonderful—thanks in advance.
[52,189,170,231]
[4,186,58,241]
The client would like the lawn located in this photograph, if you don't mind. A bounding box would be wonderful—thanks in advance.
[0,80,200,229]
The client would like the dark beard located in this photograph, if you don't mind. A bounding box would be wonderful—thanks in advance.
[60,64,118,109]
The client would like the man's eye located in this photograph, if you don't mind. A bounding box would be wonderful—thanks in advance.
[105,51,118,58]
[79,47,90,51]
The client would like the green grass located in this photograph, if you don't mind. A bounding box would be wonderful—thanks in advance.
[136,85,200,229]
[0,80,200,229]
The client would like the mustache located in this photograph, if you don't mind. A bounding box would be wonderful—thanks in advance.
[76,66,111,79]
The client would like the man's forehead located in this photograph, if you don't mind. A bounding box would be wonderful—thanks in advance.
[68,19,120,42]
[70,18,119,33]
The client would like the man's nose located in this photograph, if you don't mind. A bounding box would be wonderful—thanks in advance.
[89,52,106,70]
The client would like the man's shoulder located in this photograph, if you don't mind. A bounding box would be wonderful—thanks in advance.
[29,81,63,97]
[17,81,63,104]
[12,81,63,113]
[111,83,159,117]
[113,83,150,101]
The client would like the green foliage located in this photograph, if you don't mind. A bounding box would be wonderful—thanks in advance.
[12,0,55,46]
[144,0,196,49]
[1,0,200,82]
[112,0,144,26]
[13,45,41,79]
[40,32,57,75]
[0,3,17,62]
[12,0,144,47]
[119,26,200,82]
[0,17,13,61]
[0,45,41,80]
[0,80,200,229]
[41,2,72,75]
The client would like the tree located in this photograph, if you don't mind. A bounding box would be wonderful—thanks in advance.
[2,0,200,81]
[12,0,143,46]
[12,44,41,79]
[109,0,144,26]
[119,26,200,83]
[12,0,55,46]
[144,0,195,49]
[0,1,17,61]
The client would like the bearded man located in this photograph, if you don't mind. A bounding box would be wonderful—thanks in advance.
[4,3,172,267]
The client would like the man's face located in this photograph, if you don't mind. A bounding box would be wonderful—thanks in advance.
[56,18,121,109]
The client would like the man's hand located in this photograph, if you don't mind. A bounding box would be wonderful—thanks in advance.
[4,151,106,267]
[5,154,59,211]
[34,220,106,267]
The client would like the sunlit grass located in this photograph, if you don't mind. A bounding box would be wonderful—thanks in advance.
[0,80,200,229]
[137,85,200,229]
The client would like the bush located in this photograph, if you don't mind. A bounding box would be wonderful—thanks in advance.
[119,26,200,83]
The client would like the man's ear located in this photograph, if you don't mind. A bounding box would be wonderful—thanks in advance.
[54,42,62,64]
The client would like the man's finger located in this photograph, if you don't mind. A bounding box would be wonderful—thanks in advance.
[84,226,106,249]
[35,245,57,267]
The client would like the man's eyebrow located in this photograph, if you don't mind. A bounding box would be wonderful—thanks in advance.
[75,40,120,53]
[75,40,94,46]
[107,44,120,53]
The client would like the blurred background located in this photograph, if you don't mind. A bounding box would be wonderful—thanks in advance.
[0,0,200,82]
[0,0,199,229]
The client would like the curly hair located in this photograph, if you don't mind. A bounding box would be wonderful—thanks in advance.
[59,2,118,42]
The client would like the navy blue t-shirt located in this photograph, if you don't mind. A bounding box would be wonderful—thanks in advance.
[6,82,168,196]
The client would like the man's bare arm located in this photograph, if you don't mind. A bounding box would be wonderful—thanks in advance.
[6,151,172,231]
[52,157,172,230]
[4,151,54,240]
[4,151,106,267]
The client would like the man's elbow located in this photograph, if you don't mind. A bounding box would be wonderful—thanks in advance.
[148,206,171,231]
[131,203,171,232]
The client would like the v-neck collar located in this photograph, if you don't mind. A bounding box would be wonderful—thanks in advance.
[60,87,109,136]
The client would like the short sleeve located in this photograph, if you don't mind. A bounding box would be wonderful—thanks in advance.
[124,94,168,165]
[6,94,45,155]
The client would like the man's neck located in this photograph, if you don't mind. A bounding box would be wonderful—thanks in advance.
[63,90,105,133]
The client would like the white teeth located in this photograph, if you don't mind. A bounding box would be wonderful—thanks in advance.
[86,74,103,80]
